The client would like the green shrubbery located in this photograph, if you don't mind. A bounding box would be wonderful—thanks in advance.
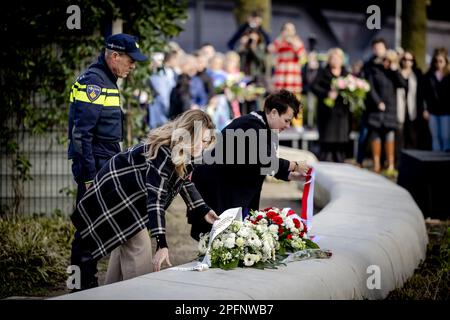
[0,214,75,298]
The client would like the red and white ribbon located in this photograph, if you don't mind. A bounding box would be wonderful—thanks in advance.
[301,167,315,232]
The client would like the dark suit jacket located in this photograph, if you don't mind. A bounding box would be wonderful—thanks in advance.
[190,111,291,240]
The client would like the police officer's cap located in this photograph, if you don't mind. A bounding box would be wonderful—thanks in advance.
[105,33,148,62]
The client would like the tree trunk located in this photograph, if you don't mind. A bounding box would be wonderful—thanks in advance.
[401,0,427,71]
[234,0,271,33]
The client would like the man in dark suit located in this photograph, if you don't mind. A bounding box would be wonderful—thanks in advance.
[190,89,310,240]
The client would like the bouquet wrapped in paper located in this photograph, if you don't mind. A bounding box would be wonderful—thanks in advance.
[324,74,370,113]
[198,207,328,270]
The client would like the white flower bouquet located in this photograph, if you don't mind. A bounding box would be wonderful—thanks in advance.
[198,207,327,270]
[324,74,370,113]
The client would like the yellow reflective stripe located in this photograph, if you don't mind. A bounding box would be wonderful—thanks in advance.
[101,88,119,94]
[73,90,106,105]
[74,82,87,89]
[70,82,120,106]
[104,96,120,107]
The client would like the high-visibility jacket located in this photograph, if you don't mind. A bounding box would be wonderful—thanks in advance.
[68,54,123,184]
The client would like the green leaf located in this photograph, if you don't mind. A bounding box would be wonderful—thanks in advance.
[304,239,320,249]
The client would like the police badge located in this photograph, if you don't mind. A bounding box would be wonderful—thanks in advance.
[86,85,102,102]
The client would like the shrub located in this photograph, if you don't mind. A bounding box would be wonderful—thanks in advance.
[0,214,75,298]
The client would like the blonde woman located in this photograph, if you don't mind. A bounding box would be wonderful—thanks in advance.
[70,110,219,291]
[311,48,350,163]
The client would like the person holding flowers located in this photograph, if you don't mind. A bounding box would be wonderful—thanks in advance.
[311,48,352,163]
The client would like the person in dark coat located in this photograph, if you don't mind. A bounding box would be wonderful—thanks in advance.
[70,110,219,290]
[189,89,310,240]
[194,52,216,103]
[169,73,192,119]
[395,50,430,161]
[227,10,271,51]
[169,55,208,119]
[312,48,350,163]
[365,49,407,173]
[423,47,450,152]
[357,39,387,167]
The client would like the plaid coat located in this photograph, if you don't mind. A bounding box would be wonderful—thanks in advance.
[70,143,210,260]
[272,37,305,94]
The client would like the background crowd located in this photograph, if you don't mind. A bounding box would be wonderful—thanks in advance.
[139,11,450,176]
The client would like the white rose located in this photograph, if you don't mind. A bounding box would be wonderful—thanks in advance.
[256,224,268,233]
[236,237,245,247]
[269,224,279,233]
[224,237,235,249]
[231,221,242,232]
[237,227,250,238]
[285,219,294,229]
[212,239,223,249]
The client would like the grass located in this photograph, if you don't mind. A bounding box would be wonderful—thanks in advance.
[386,220,449,300]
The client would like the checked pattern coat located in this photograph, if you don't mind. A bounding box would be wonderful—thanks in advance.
[71,143,210,260]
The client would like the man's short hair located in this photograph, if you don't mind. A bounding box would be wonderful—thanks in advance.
[371,37,387,48]
[264,89,301,117]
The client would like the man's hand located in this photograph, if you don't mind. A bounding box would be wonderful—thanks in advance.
[204,210,220,224]
[153,247,172,272]
[378,102,386,112]
[85,182,92,190]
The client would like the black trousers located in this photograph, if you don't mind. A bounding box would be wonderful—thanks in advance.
[319,142,347,163]
[70,231,99,290]
[70,155,110,291]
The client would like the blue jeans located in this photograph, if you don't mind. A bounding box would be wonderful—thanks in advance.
[357,117,370,165]
[429,114,450,152]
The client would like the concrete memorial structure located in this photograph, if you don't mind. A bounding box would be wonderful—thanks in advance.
[54,148,428,300]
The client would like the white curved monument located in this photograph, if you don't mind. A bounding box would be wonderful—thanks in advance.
[54,149,428,300]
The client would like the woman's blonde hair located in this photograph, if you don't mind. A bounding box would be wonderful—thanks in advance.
[327,47,345,65]
[224,51,240,70]
[143,110,216,177]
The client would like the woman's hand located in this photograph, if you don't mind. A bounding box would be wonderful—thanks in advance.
[288,171,307,181]
[328,90,338,100]
[204,210,220,224]
[295,160,310,175]
[153,247,172,272]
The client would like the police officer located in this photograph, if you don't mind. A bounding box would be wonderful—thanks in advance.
[68,33,148,291]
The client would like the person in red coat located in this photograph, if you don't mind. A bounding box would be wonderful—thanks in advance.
[269,22,306,95]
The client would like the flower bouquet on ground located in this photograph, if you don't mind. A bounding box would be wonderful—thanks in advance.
[247,207,320,255]
[324,74,370,113]
[198,207,329,270]
[198,218,279,270]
